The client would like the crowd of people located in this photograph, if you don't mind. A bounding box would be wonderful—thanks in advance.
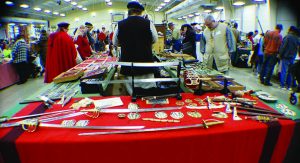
[0,1,299,92]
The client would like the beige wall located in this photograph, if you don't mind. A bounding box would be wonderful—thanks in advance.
[50,2,181,34]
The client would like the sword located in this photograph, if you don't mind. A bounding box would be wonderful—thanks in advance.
[20,119,145,132]
[186,105,225,110]
[0,109,74,123]
[81,106,182,114]
[79,119,224,136]
[237,111,291,120]
[141,94,179,101]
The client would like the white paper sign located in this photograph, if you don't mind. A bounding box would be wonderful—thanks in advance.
[93,97,124,108]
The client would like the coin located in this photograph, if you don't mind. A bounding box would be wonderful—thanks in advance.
[118,113,126,119]
[194,98,203,102]
[176,101,185,106]
[170,112,184,119]
[212,112,228,118]
[185,99,193,103]
[127,113,141,120]
[155,111,168,119]
[187,111,202,118]
[188,103,197,107]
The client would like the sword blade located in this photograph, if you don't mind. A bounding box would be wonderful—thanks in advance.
[39,123,144,130]
[8,110,74,121]
[99,107,181,113]
[39,112,84,123]
[79,121,224,136]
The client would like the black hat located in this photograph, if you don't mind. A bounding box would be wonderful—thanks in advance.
[127,1,144,11]
[57,22,69,28]
[168,22,174,26]
[85,22,93,27]
[191,22,197,26]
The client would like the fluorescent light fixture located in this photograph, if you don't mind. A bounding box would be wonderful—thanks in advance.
[71,2,77,5]
[194,12,200,16]
[75,18,80,22]
[5,1,14,6]
[204,9,212,13]
[60,13,66,16]
[188,14,194,17]
[8,23,15,26]
[233,1,245,6]
[155,9,159,12]
[91,12,96,17]
[178,17,182,20]
[160,3,166,6]
[107,2,112,6]
[20,24,27,26]
[182,16,187,19]
[105,0,110,2]
[215,6,224,10]
[64,0,71,2]
[20,4,29,8]
[164,0,170,2]
[53,11,59,15]
[82,7,87,11]
[157,6,162,9]
[77,5,83,8]
[44,10,51,13]
[34,7,42,11]
[253,0,265,1]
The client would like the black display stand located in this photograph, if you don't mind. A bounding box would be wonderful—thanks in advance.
[194,78,230,96]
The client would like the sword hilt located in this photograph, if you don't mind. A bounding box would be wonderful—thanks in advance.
[21,118,39,132]
[202,119,224,129]
[0,116,8,123]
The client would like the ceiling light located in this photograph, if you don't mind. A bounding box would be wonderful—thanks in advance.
[5,1,14,6]
[105,0,110,2]
[20,4,29,8]
[107,2,112,6]
[204,9,212,13]
[64,0,71,2]
[194,12,200,16]
[82,7,87,11]
[71,2,77,5]
[20,24,27,26]
[182,16,187,19]
[34,7,42,11]
[188,14,194,18]
[160,3,166,6]
[253,0,265,1]
[77,5,83,8]
[155,9,159,12]
[178,17,182,20]
[157,6,162,9]
[44,10,51,13]
[60,13,66,17]
[8,23,15,26]
[53,12,59,15]
[164,0,170,2]
[75,18,80,22]
[91,12,96,17]
[233,1,245,6]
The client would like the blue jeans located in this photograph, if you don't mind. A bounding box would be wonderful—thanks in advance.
[260,54,278,84]
[256,55,264,74]
[280,59,295,88]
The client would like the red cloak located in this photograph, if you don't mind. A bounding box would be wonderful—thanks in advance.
[44,31,77,83]
[74,35,92,60]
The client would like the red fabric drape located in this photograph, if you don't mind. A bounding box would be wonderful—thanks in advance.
[44,31,77,83]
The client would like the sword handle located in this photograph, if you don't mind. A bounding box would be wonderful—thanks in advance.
[202,120,224,128]
[0,117,8,123]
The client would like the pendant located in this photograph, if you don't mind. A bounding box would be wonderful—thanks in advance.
[127,112,141,120]
[187,111,202,118]
[170,112,184,119]
[155,111,168,119]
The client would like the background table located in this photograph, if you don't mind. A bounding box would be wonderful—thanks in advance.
[0,62,19,89]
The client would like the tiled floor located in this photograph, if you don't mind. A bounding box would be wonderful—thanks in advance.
[0,67,298,116]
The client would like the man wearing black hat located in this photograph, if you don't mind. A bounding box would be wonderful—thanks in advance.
[112,1,158,94]
[85,22,95,50]
[45,22,77,83]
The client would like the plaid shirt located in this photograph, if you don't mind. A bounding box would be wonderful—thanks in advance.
[11,39,28,63]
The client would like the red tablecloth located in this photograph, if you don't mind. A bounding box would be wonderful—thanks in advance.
[0,93,298,163]
[0,62,19,89]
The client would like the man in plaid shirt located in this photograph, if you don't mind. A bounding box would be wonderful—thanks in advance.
[11,34,29,84]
